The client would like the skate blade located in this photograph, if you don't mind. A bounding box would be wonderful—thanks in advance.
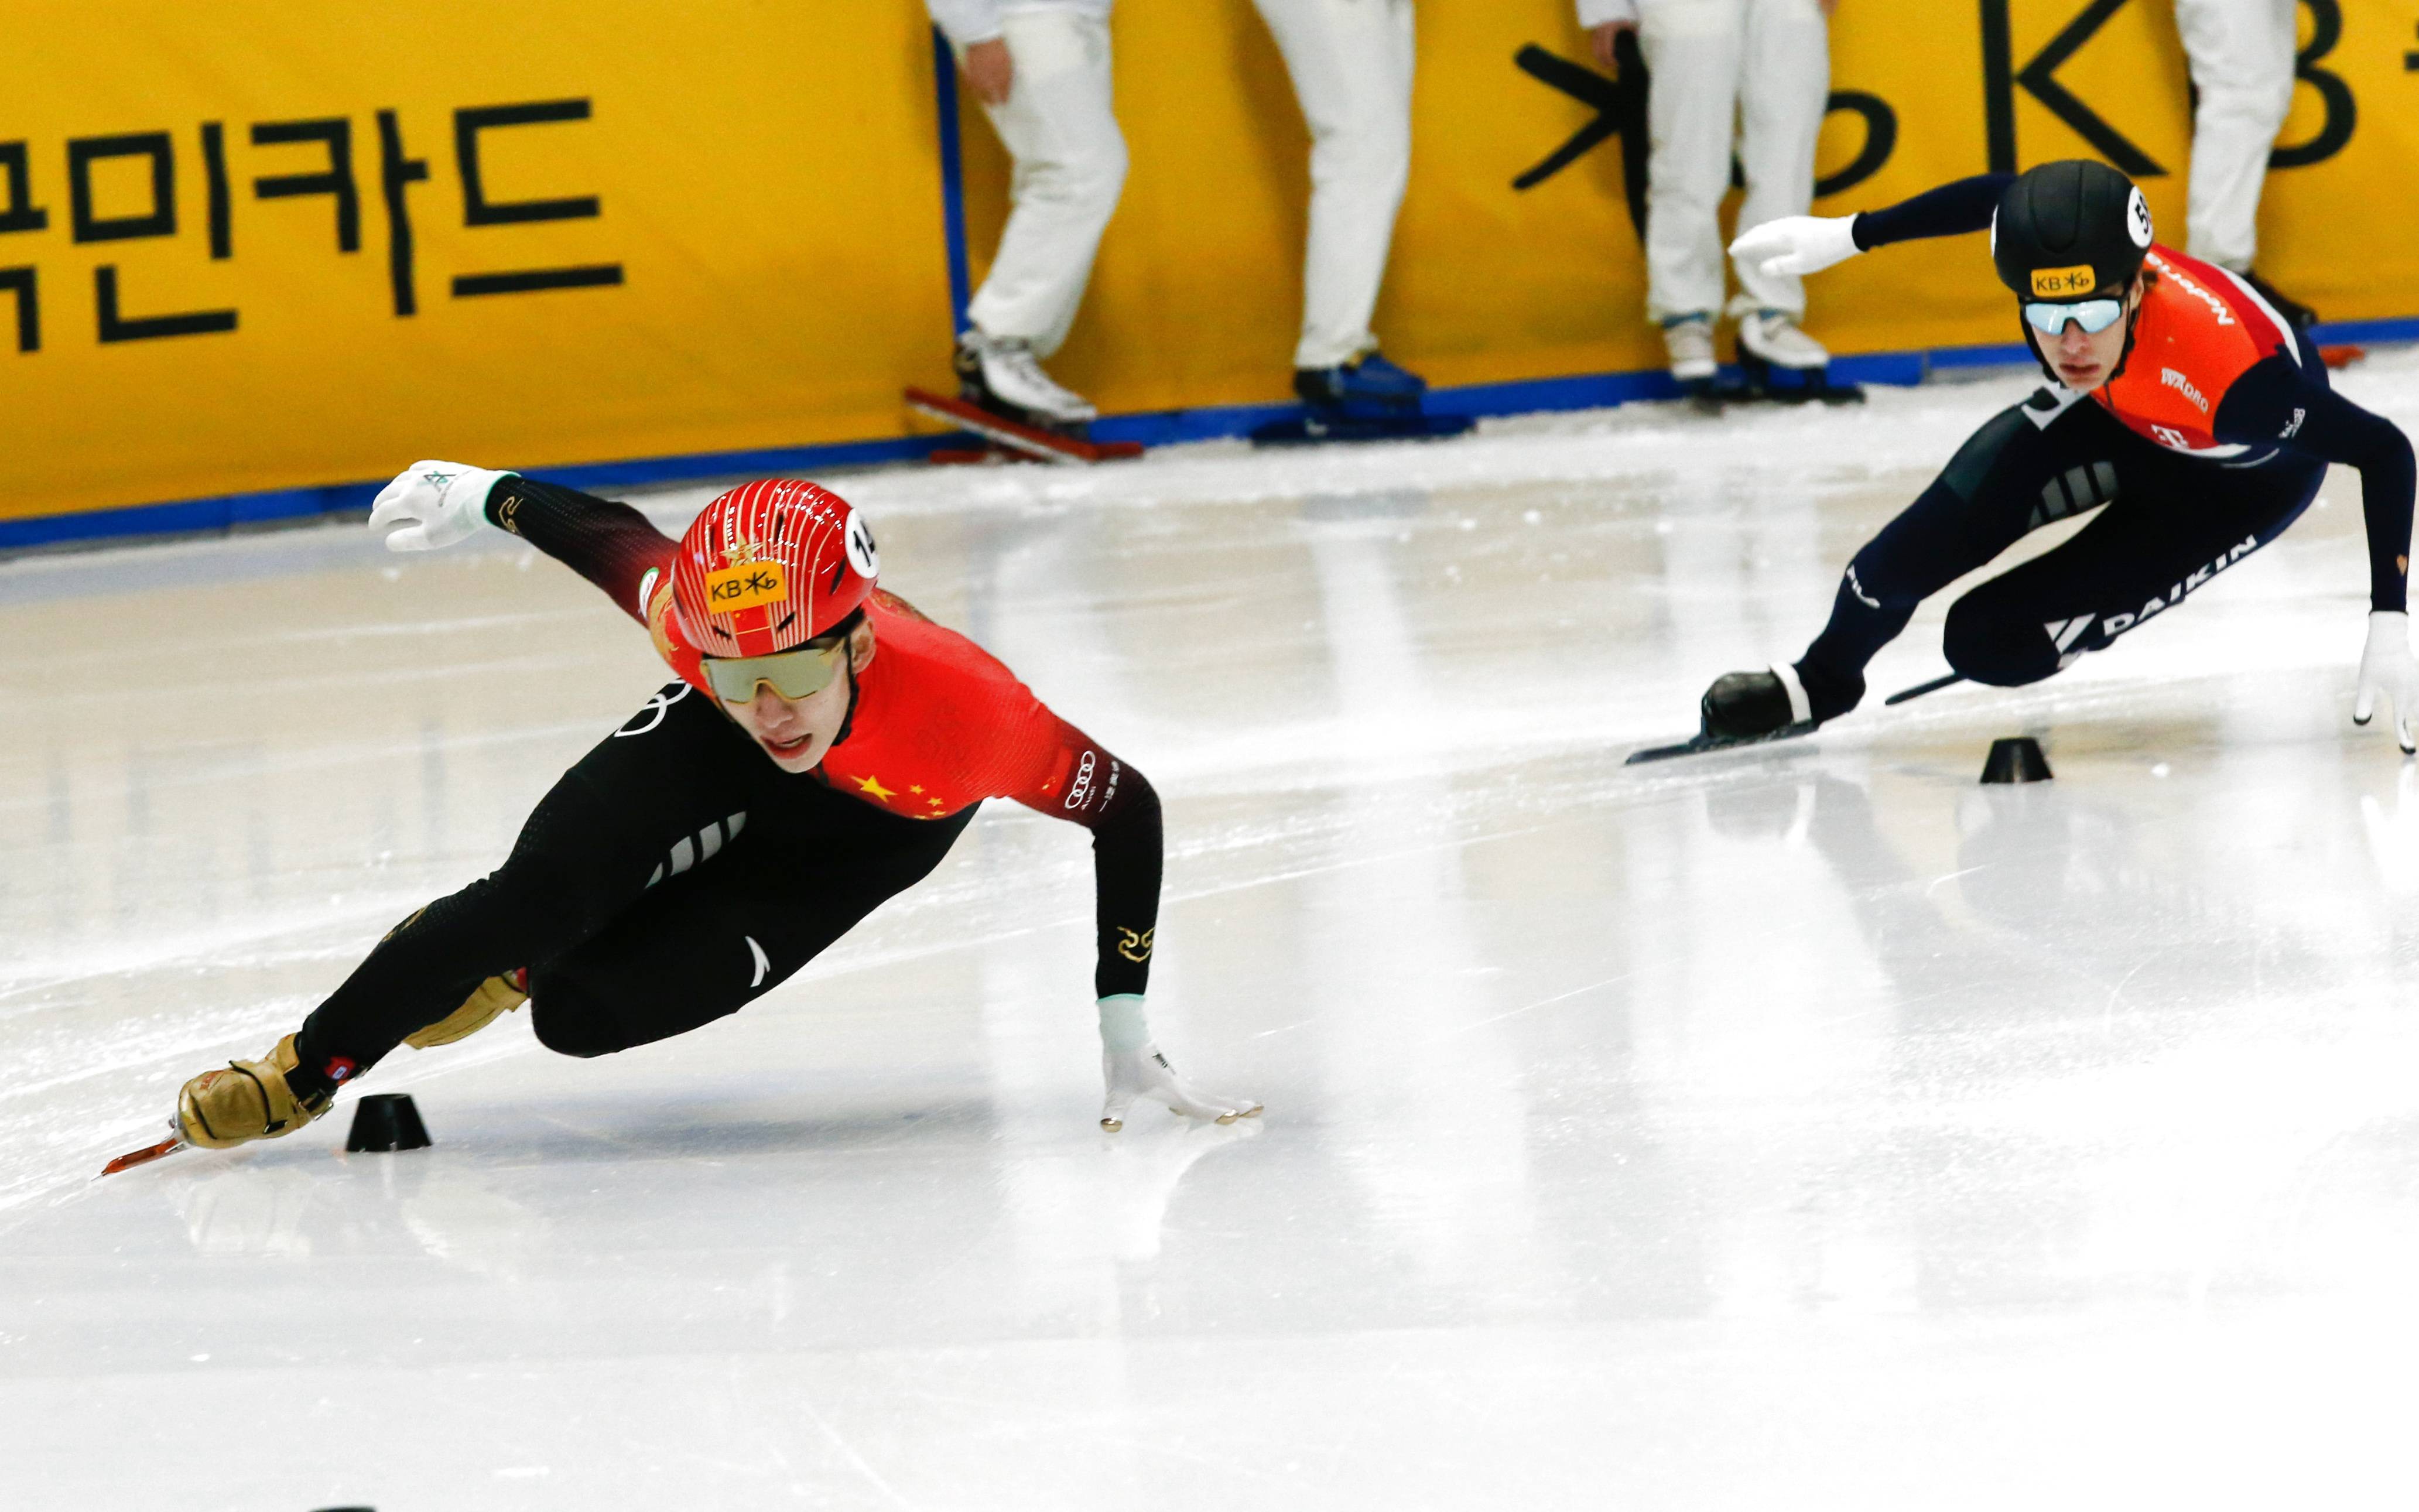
[903,388,1140,465]
[1624,721,1816,765]
[98,1134,186,1179]
[1884,672,1966,706]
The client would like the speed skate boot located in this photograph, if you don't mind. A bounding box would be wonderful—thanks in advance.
[176,1033,339,1150]
[954,331,1097,436]
[404,967,529,1049]
[2237,268,2317,331]
[1294,350,1426,418]
[1736,308,1862,405]
[1662,313,1723,407]
[1700,663,1818,744]
[1265,350,1471,443]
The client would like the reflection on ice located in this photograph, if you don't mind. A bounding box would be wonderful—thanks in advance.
[1304,512,1539,1284]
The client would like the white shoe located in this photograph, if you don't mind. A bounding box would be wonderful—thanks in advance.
[1661,314,1717,383]
[1737,309,1829,371]
[960,333,1097,425]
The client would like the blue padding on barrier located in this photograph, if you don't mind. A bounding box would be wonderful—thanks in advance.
[0,484,384,552]
[1927,342,2034,370]
[529,437,934,492]
[0,440,940,553]
[1428,369,1675,415]
[1828,351,1932,386]
[2310,315,2419,345]
[931,25,974,336]
[9,319,2414,555]
[1088,402,1296,447]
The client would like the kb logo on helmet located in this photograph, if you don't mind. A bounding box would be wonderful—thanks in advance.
[2030,265,2096,297]
[705,561,789,612]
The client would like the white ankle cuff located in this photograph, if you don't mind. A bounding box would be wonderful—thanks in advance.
[1771,663,1812,724]
[1097,994,1151,1053]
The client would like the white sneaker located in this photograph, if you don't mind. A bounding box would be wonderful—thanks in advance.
[961,333,1097,424]
[1737,309,1829,371]
[1661,314,1717,382]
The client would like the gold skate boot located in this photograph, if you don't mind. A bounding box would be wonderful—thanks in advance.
[404,969,528,1049]
[176,1033,335,1150]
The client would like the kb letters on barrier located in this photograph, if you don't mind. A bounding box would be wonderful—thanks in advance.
[1510,0,2368,238]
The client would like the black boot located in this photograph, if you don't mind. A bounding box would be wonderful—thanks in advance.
[2239,268,2317,331]
[1700,667,1814,741]
[1626,664,1822,765]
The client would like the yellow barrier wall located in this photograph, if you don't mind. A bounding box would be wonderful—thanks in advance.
[4,1,2415,525]
[2,2,956,522]
[1022,0,2418,405]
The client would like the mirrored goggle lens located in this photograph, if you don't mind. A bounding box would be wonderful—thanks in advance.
[2023,297,2124,336]
[702,640,846,703]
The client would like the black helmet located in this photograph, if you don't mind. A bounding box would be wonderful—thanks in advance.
[1991,160,2151,301]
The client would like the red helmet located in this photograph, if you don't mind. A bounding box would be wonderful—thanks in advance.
[671,479,878,657]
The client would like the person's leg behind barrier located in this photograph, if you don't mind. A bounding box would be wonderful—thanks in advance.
[1637,0,1746,326]
[1250,0,1415,369]
[529,791,980,1060]
[1794,391,2127,718]
[2175,0,2296,272]
[1941,453,2324,686]
[1729,0,1829,319]
[966,8,1127,356]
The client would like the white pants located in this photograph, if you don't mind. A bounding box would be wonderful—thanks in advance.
[1636,0,1830,322]
[2175,0,2295,272]
[1251,0,1416,370]
[964,7,1128,357]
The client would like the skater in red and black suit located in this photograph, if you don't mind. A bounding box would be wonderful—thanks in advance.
[170,471,1258,1152]
[1672,159,2419,751]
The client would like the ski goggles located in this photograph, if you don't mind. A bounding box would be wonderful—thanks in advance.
[700,637,849,704]
[2021,297,2125,336]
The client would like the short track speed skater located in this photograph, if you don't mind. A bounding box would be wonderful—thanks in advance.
[1675,159,2419,749]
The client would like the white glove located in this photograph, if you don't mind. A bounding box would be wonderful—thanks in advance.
[1097,995,1261,1131]
[368,460,514,552]
[2354,609,2419,753]
[1728,215,1863,279]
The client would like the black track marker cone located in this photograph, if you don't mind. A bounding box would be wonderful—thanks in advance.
[1980,736,2052,784]
[346,1093,432,1152]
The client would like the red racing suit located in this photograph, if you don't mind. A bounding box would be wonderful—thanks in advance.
[1852,176,2415,611]
[489,476,1164,994]
[2096,245,2298,458]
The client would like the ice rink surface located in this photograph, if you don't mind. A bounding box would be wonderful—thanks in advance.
[9,354,2419,1508]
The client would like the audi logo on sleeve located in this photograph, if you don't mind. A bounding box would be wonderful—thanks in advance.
[1065,751,1097,809]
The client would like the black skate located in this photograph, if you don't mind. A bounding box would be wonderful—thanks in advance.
[1726,309,1863,406]
[1251,352,1474,446]
[1676,372,1744,412]
[2238,268,2317,331]
[1625,667,1819,765]
[1733,349,1865,406]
